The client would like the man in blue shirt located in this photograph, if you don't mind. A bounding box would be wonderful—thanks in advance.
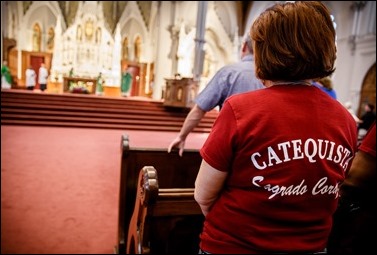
[168,34,264,156]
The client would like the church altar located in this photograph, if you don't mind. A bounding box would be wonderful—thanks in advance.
[51,2,121,90]
[63,77,97,94]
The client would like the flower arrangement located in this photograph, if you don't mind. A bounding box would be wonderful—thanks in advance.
[69,81,89,94]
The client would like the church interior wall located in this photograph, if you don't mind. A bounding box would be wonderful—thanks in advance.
[327,1,376,112]
[357,2,376,35]
[121,19,146,61]
[326,1,361,108]
[22,3,57,51]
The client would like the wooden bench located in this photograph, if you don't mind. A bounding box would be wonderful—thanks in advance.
[117,134,204,254]
[127,166,204,254]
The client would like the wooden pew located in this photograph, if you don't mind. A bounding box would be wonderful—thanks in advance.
[127,166,204,254]
[117,134,204,254]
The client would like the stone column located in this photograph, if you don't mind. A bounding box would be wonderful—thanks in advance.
[192,1,208,82]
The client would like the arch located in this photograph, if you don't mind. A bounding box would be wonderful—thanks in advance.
[357,63,376,117]
[22,3,60,51]
[120,17,146,61]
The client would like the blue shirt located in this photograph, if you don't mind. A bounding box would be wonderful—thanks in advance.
[312,81,337,99]
[195,55,264,111]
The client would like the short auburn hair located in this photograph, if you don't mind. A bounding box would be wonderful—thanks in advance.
[251,1,336,81]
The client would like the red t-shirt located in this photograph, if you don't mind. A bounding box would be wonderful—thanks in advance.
[358,121,376,157]
[200,85,358,254]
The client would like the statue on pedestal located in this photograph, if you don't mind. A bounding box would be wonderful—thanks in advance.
[96,72,104,95]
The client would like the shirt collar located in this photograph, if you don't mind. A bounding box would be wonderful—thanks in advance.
[241,54,253,62]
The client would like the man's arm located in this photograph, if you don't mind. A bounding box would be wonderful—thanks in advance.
[168,104,206,156]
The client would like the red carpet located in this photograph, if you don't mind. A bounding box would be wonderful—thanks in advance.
[1,125,208,254]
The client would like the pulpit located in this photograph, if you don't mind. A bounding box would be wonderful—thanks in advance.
[163,77,198,108]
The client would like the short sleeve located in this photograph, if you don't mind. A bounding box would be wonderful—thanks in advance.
[200,100,238,172]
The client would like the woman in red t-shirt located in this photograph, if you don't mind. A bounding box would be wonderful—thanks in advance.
[194,2,358,254]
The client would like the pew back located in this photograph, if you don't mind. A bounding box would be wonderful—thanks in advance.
[117,134,203,254]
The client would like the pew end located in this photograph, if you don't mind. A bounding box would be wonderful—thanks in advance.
[117,134,204,254]
[127,166,204,254]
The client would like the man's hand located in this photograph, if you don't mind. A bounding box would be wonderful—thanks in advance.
[167,104,206,157]
[168,137,186,157]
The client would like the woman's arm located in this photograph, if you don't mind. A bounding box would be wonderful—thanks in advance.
[194,159,228,216]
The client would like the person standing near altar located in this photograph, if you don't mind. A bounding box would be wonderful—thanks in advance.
[38,63,48,92]
[1,60,12,89]
[121,68,132,96]
[25,66,37,91]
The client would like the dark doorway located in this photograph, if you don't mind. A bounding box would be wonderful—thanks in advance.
[30,56,45,90]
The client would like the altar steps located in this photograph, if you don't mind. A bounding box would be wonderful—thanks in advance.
[1,90,218,133]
